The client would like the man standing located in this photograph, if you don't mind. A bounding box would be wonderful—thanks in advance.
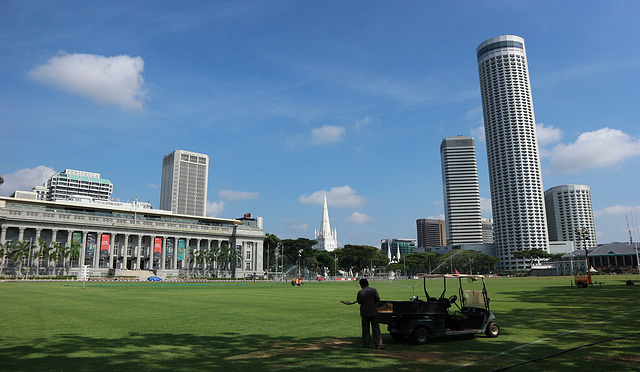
[341,278,384,349]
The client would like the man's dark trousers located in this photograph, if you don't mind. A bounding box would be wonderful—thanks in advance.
[361,315,382,348]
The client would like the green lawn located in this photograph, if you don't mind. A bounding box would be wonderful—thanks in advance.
[0,276,638,371]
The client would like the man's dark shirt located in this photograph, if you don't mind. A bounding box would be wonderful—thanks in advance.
[356,286,380,317]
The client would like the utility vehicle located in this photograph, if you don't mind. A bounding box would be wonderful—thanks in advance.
[377,274,500,345]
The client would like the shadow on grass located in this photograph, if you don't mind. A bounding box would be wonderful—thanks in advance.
[2,329,638,372]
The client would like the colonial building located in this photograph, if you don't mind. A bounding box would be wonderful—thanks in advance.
[0,195,263,279]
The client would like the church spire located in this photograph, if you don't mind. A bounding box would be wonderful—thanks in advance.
[321,193,331,237]
[314,192,337,251]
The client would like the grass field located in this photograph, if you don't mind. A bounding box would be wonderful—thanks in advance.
[1,276,639,371]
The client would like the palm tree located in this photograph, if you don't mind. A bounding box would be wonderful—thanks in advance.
[49,242,62,275]
[203,248,214,277]
[223,244,239,278]
[38,238,56,276]
[0,241,14,276]
[69,242,81,270]
[10,240,35,279]
[188,248,204,276]
[55,243,72,275]
[218,244,230,277]
[210,245,221,277]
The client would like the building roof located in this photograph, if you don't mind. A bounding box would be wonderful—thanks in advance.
[562,242,639,258]
[0,196,242,226]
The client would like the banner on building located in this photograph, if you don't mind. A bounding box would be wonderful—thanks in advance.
[154,237,162,260]
[177,238,185,261]
[100,234,110,257]
[72,232,82,248]
[166,238,174,259]
[86,233,96,258]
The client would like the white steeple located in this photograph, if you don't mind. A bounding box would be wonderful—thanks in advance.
[314,193,338,251]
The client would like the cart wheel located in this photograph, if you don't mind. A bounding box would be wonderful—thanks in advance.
[485,321,500,338]
[411,327,429,345]
[577,282,586,288]
[390,332,404,341]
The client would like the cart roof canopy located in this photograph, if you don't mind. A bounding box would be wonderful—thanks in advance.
[416,274,484,279]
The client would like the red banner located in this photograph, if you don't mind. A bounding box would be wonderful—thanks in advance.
[154,237,162,260]
[100,234,110,257]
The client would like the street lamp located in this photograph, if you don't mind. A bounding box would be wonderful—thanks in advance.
[576,228,591,274]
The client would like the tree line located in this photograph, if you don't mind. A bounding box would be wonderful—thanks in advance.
[262,233,500,278]
[0,239,80,278]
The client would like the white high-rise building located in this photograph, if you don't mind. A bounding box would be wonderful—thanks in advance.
[477,35,548,271]
[160,150,209,217]
[313,194,337,252]
[440,136,483,245]
[46,169,113,201]
[545,185,597,249]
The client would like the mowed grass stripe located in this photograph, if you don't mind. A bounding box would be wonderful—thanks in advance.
[0,276,638,371]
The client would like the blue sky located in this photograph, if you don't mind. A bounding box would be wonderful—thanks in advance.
[1,1,639,247]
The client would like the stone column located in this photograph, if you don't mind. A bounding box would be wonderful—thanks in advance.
[136,235,142,270]
[109,234,116,270]
[79,231,86,267]
[172,237,179,270]
[93,232,100,269]
[0,226,7,244]
[197,239,203,274]
[18,227,25,242]
[65,231,72,270]
[122,234,129,270]
[162,237,168,271]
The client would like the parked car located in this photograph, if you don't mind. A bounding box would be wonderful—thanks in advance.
[147,276,162,281]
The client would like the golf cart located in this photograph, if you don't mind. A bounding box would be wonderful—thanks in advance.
[377,274,500,345]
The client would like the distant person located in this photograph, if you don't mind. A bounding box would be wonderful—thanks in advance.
[341,278,384,349]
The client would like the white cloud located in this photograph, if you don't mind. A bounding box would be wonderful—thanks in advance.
[147,183,159,189]
[536,123,563,147]
[292,223,309,230]
[206,200,225,217]
[547,128,640,173]
[471,125,485,142]
[355,116,372,130]
[593,204,640,217]
[298,185,365,207]
[0,166,56,196]
[347,212,373,224]
[29,53,146,110]
[219,189,259,200]
[310,125,345,145]
[466,105,482,118]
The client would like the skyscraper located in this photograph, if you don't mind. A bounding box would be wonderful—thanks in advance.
[477,35,548,271]
[160,150,209,216]
[313,193,337,251]
[545,185,597,250]
[440,136,483,245]
[46,169,113,201]
[416,219,446,248]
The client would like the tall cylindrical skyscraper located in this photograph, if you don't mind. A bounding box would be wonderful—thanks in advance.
[477,35,548,271]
